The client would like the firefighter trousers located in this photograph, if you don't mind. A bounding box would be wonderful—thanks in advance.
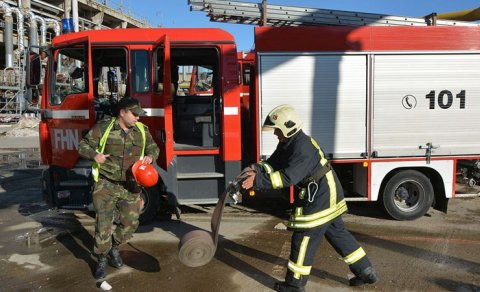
[286,215,372,287]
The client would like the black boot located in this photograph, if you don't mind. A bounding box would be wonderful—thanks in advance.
[94,255,108,279]
[273,281,305,292]
[349,266,379,286]
[108,242,124,268]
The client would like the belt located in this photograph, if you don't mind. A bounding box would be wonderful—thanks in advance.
[299,163,332,188]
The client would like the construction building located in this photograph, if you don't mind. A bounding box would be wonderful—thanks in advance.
[0,0,150,119]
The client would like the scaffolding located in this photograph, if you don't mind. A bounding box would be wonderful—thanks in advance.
[0,0,151,120]
[189,0,480,27]
[0,55,25,119]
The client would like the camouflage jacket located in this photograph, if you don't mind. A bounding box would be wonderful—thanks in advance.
[79,118,160,182]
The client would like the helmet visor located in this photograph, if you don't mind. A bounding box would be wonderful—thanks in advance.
[262,115,276,131]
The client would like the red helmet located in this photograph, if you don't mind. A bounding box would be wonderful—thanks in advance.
[132,160,158,187]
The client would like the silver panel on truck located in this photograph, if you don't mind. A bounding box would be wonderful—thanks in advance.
[373,53,480,157]
[258,54,367,159]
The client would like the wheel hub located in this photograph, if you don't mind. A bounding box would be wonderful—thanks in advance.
[395,187,409,201]
[394,182,421,211]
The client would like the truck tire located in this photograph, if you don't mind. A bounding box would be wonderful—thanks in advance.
[139,186,160,224]
[383,170,434,220]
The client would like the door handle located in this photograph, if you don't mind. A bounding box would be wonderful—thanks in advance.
[212,98,219,136]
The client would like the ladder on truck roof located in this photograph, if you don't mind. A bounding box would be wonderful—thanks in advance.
[189,0,480,27]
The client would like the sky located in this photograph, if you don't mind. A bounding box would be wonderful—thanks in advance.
[123,0,480,51]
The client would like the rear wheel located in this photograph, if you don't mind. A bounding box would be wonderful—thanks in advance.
[383,170,434,220]
[139,186,161,224]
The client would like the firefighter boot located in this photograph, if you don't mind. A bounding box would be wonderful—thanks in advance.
[274,271,306,292]
[273,282,306,292]
[94,255,108,279]
[349,266,379,286]
[108,242,124,268]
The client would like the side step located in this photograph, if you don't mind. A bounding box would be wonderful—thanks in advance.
[345,197,370,202]
[176,172,225,203]
[177,172,224,179]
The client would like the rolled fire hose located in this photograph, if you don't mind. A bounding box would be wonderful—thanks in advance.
[177,170,250,267]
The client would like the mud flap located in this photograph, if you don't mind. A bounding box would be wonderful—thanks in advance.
[434,196,449,213]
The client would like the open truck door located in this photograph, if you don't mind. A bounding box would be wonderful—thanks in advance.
[36,36,93,208]
[40,37,93,169]
[154,34,174,170]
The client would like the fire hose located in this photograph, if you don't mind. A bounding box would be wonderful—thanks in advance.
[177,170,251,267]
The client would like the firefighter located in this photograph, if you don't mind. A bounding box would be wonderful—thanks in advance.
[242,104,378,292]
[78,97,160,279]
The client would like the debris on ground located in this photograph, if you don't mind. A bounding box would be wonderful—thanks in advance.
[274,222,287,230]
[4,117,40,137]
[100,281,112,291]
[0,115,20,124]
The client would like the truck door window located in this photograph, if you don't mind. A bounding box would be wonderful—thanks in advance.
[155,49,216,96]
[178,65,214,96]
[242,64,251,85]
[131,50,150,93]
[155,47,220,148]
[154,48,166,94]
[92,47,128,120]
[52,47,87,105]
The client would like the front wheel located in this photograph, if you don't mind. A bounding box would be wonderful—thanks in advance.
[139,186,161,224]
[383,170,434,220]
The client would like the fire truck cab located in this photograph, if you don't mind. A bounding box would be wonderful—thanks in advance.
[29,28,242,222]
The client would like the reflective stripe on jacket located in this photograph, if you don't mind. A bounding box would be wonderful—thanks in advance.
[253,130,347,229]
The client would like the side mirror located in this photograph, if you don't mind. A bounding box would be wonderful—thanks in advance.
[26,47,42,87]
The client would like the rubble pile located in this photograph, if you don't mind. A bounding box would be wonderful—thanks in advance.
[2,117,40,137]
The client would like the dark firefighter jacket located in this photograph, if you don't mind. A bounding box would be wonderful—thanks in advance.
[252,130,347,230]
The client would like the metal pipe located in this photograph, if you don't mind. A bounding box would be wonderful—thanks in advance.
[26,11,46,46]
[10,7,25,54]
[26,11,37,47]
[38,14,46,45]
[63,0,70,18]
[0,1,14,67]
[45,17,60,36]
[72,0,78,32]
[21,0,32,13]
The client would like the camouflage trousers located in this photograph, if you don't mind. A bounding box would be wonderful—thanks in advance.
[92,177,141,255]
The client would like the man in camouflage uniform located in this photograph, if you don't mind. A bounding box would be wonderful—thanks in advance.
[79,97,159,279]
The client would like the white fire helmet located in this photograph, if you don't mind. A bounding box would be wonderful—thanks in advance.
[262,104,302,138]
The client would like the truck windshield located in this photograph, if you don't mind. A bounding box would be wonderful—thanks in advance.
[92,47,128,120]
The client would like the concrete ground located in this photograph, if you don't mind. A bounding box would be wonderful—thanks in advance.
[0,167,479,292]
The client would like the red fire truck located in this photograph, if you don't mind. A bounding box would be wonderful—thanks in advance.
[27,25,480,222]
